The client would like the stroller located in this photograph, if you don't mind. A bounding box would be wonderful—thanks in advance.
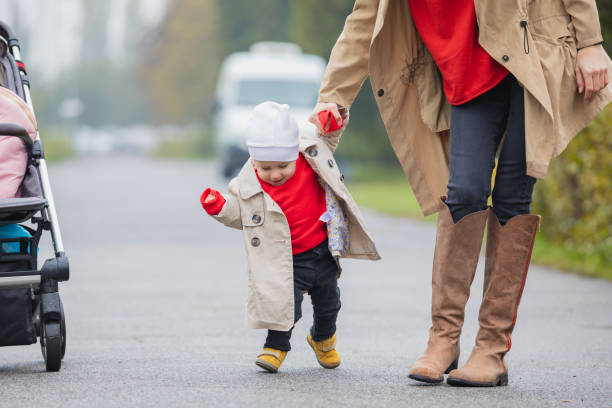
[0,21,68,371]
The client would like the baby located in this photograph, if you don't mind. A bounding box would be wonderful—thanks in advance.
[201,101,379,373]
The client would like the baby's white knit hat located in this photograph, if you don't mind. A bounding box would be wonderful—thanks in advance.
[245,101,299,162]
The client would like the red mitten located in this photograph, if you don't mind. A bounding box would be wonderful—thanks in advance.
[200,188,226,215]
[318,110,344,133]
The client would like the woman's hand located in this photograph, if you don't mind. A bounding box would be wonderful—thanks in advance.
[576,44,609,102]
[309,103,344,134]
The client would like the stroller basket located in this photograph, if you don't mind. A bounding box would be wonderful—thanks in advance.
[0,20,69,372]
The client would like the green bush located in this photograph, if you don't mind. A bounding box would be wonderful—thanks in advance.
[41,130,73,163]
[532,105,612,275]
[154,125,215,159]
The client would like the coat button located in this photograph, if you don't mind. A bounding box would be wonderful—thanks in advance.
[377,89,384,97]
[340,174,345,182]
[252,214,261,224]
[308,147,318,157]
[502,55,509,62]
[251,237,260,247]
[328,159,334,168]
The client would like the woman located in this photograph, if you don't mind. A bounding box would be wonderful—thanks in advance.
[309,0,610,386]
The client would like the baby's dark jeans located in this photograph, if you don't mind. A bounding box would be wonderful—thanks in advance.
[264,239,341,352]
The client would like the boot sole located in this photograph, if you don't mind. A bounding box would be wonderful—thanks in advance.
[447,373,508,387]
[307,336,340,369]
[255,359,278,373]
[408,374,444,384]
[408,359,458,384]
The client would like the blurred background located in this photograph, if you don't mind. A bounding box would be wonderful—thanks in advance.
[0,0,610,279]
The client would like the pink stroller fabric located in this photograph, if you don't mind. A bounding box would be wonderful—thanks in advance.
[0,87,37,199]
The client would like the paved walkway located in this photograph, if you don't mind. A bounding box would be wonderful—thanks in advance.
[0,156,610,407]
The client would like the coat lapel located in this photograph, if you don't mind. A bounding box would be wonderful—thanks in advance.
[237,158,285,215]
[237,159,262,200]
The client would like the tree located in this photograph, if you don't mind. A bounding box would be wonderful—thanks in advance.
[218,0,290,56]
[141,0,221,123]
[598,0,612,54]
[289,0,397,163]
[289,0,353,58]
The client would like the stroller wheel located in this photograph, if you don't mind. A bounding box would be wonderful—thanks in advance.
[41,320,62,372]
[60,300,66,360]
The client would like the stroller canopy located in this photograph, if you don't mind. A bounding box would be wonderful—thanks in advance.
[0,86,37,199]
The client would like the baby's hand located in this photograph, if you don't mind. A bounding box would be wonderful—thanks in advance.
[200,188,226,215]
[204,193,217,204]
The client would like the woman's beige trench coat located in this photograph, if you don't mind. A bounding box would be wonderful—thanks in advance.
[210,134,380,331]
[319,0,612,216]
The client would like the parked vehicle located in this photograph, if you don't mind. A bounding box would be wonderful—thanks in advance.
[214,42,326,178]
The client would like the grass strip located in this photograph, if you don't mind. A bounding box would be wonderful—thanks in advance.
[348,174,611,280]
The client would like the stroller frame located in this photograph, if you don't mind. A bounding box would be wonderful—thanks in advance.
[0,21,68,372]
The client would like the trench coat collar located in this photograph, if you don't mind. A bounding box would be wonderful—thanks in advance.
[238,159,262,199]
[238,137,319,200]
[298,136,318,152]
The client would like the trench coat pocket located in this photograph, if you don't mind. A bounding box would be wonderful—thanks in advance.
[529,15,574,44]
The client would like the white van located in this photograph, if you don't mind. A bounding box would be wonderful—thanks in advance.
[214,42,326,177]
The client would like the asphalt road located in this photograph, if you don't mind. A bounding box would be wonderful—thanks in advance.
[0,156,611,407]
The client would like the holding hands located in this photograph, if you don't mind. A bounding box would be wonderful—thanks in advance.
[309,103,347,135]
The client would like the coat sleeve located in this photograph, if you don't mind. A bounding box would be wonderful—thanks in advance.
[211,178,243,230]
[317,0,380,108]
[562,0,603,49]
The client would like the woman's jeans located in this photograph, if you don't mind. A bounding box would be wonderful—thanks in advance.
[264,239,341,352]
[446,75,537,225]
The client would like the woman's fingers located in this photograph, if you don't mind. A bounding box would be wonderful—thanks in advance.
[576,66,585,94]
[584,69,594,101]
[330,106,343,125]
[324,115,333,132]
[592,70,601,100]
[308,114,323,132]
[309,102,343,133]
[309,103,331,132]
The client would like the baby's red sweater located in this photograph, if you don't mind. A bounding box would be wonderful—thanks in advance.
[201,154,327,255]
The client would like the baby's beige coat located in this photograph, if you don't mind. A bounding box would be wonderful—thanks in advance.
[319,0,612,216]
[210,134,380,331]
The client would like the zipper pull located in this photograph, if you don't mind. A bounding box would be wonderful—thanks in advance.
[520,20,530,54]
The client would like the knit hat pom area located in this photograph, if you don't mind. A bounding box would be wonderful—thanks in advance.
[246,101,299,162]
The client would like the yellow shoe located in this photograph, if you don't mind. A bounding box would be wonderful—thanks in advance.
[307,333,341,369]
[255,348,287,373]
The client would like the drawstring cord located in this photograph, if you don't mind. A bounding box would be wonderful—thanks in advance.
[520,20,530,54]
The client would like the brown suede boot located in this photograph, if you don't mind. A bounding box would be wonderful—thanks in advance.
[447,209,539,387]
[409,201,488,384]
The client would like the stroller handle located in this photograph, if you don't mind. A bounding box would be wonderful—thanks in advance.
[0,123,33,156]
[0,21,17,45]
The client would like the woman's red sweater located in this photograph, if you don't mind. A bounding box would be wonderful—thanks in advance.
[407,0,509,105]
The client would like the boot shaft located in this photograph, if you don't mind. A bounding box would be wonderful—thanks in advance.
[478,210,540,355]
[431,201,488,340]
